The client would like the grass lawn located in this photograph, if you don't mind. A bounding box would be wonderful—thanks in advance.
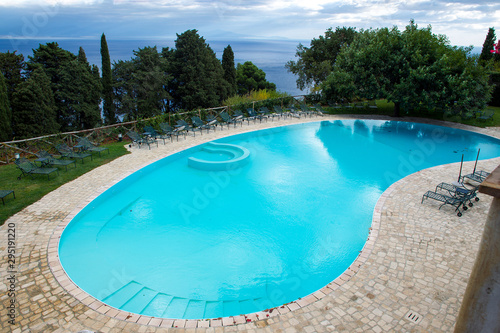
[0,141,129,225]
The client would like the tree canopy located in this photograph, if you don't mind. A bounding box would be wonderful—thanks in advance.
[11,67,59,139]
[321,21,492,117]
[113,46,170,120]
[236,61,276,95]
[169,29,228,110]
[286,27,357,91]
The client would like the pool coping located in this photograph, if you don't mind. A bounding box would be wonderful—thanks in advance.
[43,116,500,329]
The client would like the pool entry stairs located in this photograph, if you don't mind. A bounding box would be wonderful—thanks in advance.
[101,280,264,319]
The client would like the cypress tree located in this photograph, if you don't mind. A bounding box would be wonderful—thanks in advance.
[101,33,116,124]
[222,45,237,96]
[0,72,11,141]
[479,28,496,63]
[11,67,59,139]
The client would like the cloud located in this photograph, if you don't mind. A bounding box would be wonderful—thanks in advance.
[0,0,498,46]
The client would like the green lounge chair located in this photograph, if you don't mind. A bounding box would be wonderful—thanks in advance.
[477,109,494,121]
[126,131,157,149]
[76,137,110,156]
[143,125,169,144]
[220,111,242,128]
[313,104,326,116]
[246,108,267,123]
[421,190,466,217]
[192,116,216,134]
[273,105,289,119]
[36,150,76,171]
[176,119,201,136]
[159,123,186,141]
[259,107,278,121]
[56,143,93,163]
[15,157,59,180]
[205,114,219,129]
[0,190,15,205]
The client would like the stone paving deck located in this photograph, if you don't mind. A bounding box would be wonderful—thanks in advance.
[1,115,499,333]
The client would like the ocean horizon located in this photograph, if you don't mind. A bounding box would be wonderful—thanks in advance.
[0,38,309,96]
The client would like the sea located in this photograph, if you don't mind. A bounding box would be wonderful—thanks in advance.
[0,38,308,96]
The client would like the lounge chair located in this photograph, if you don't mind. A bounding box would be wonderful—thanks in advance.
[220,111,242,128]
[247,108,267,123]
[56,143,93,163]
[36,150,76,171]
[313,104,326,116]
[368,100,378,110]
[15,157,59,180]
[177,119,201,136]
[435,182,479,208]
[421,190,467,217]
[143,125,169,144]
[126,131,157,149]
[245,108,258,123]
[299,104,314,117]
[205,114,219,129]
[76,137,110,156]
[159,123,186,141]
[259,107,278,121]
[0,190,15,205]
[233,109,250,125]
[273,105,289,119]
[287,105,301,118]
[477,109,494,121]
[192,116,216,134]
[461,170,490,184]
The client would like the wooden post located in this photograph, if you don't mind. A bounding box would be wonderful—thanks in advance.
[454,164,500,332]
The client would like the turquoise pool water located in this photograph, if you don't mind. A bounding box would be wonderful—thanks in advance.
[59,120,500,320]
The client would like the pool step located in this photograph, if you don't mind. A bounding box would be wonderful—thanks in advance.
[101,280,265,319]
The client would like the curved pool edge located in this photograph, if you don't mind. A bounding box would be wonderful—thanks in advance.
[45,116,500,330]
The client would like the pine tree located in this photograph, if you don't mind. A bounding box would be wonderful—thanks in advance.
[222,45,237,96]
[170,29,228,110]
[0,72,11,141]
[28,42,76,130]
[11,67,59,139]
[59,47,102,130]
[0,51,25,106]
[101,33,116,124]
[479,28,496,63]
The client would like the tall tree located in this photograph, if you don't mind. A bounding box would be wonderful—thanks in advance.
[286,27,357,91]
[113,46,170,120]
[169,29,228,110]
[101,33,116,124]
[0,51,25,105]
[322,20,492,117]
[0,72,11,141]
[479,28,496,63]
[11,67,59,139]
[222,45,237,96]
[236,61,276,95]
[28,42,76,130]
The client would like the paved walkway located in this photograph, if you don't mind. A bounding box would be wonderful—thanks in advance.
[1,115,499,333]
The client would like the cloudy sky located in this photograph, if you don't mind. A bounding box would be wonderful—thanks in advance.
[0,0,499,47]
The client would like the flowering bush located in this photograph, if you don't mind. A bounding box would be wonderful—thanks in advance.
[491,41,500,54]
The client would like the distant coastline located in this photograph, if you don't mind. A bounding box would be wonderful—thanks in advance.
[0,38,308,96]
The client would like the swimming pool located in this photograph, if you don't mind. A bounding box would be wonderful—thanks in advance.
[59,120,500,320]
